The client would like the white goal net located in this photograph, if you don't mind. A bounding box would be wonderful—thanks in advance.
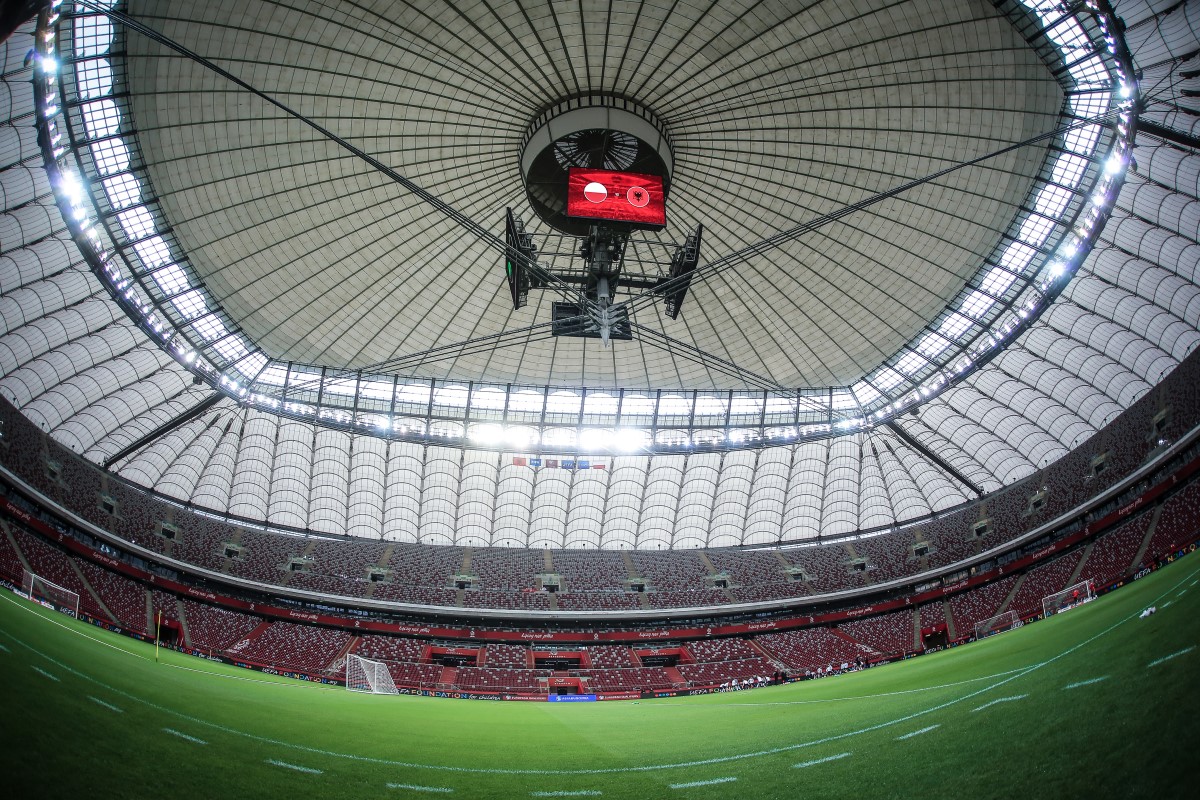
[973,609,1022,640]
[345,653,398,695]
[1042,579,1096,618]
[21,568,80,618]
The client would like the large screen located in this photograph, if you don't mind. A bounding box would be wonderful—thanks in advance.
[565,168,666,229]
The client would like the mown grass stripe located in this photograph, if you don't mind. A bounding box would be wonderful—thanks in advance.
[266,759,322,774]
[1063,677,1107,690]
[896,725,940,740]
[971,694,1028,712]
[87,695,123,712]
[794,752,852,767]
[163,728,207,745]
[31,665,59,681]
[669,777,737,789]
[1148,645,1195,668]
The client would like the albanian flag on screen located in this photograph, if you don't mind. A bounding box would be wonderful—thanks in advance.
[566,167,666,229]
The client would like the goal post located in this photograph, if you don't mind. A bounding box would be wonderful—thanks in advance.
[345,653,398,695]
[973,609,1022,640]
[21,568,80,619]
[1042,578,1096,618]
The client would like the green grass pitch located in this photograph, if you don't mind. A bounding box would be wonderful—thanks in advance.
[1,558,1198,799]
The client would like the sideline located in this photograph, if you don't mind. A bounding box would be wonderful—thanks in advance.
[0,592,338,692]
[0,563,1196,776]
[641,666,1031,709]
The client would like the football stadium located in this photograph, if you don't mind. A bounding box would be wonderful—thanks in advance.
[1,0,1198,796]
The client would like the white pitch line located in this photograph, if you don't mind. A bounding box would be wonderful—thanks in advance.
[670,777,737,789]
[794,752,852,768]
[971,694,1028,712]
[1161,601,1173,609]
[2,563,1199,777]
[530,792,602,797]
[1063,677,1108,690]
[642,667,1030,709]
[31,665,59,681]
[163,728,207,745]
[0,641,9,652]
[386,783,455,793]
[1147,645,1196,668]
[87,695,123,712]
[896,725,940,740]
[266,759,322,774]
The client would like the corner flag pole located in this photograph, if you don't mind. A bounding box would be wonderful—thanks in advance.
[155,609,162,663]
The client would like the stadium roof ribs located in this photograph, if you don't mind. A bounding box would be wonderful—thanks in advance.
[101,390,221,468]
[884,420,985,498]
[1,0,1197,549]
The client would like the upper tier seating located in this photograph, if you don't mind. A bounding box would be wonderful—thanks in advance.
[0,347,1197,619]
[550,550,631,591]
[470,547,544,590]
[629,551,711,591]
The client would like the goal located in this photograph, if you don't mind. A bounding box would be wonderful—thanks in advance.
[345,653,398,695]
[21,568,80,619]
[973,609,1022,640]
[1042,578,1096,617]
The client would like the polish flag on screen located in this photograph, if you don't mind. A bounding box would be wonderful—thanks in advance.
[566,168,666,228]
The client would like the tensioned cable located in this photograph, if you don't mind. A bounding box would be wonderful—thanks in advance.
[281,103,1140,396]
[628,323,791,392]
[622,106,1136,315]
[71,0,588,309]
[72,1,1138,404]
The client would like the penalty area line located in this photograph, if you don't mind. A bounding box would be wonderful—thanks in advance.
[31,665,59,681]
[386,783,455,793]
[1063,677,1107,690]
[163,728,207,745]
[1148,645,1195,668]
[670,777,737,789]
[971,694,1027,712]
[530,791,603,797]
[266,759,322,774]
[87,695,123,712]
[896,725,940,740]
[794,752,852,767]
